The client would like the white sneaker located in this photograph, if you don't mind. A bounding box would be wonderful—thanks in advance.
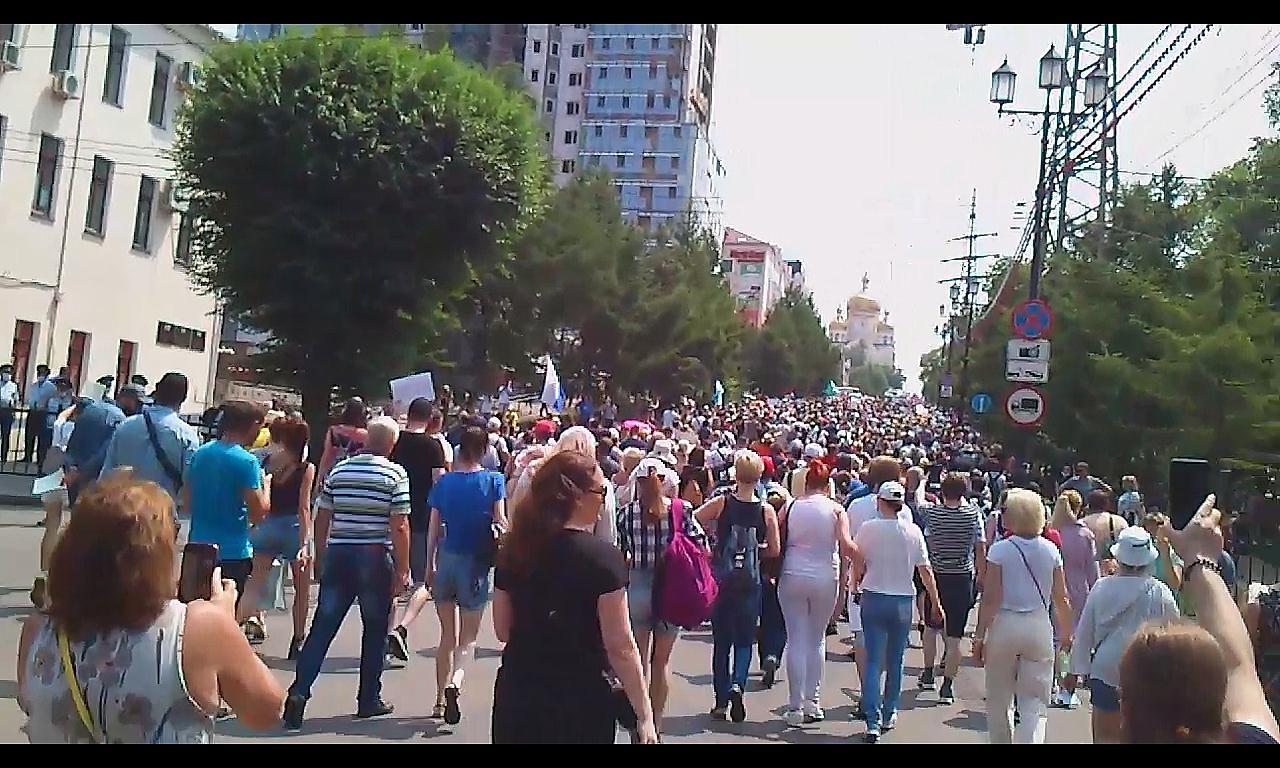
[784,709,806,728]
[882,712,898,731]
[803,703,825,722]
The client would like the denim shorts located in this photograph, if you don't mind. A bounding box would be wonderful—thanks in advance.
[250,516,301,562]
[627,568,679,636]
[1089,678,1121,712]
[434,549,491,611]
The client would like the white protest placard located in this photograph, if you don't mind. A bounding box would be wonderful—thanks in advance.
[31,469,64,497]
[388,372,436,410]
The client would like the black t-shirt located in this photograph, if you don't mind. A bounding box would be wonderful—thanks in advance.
[494,530,628,682]
[390,430,446,531]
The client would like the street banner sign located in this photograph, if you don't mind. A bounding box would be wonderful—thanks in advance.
[970,392,993,414]
[1006,359,1050,384]
[1005,386,1047,428]
[1007,339,1050,362]
[1012,299,1053,340]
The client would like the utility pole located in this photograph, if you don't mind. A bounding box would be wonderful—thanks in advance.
[940,190,998,404]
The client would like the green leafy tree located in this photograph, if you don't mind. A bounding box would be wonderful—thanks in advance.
[174,29,548,447]
[744,287,840,396]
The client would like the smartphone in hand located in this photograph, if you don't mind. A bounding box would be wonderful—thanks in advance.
[178,542,220,603]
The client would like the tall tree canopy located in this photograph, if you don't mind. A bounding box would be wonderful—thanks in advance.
[173,29,548,437]
[744,287,841,397]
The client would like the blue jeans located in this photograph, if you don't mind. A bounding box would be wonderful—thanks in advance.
[712,585,761,706]
[861,591,913,728]
[758,577,787,663]
[290,545,393,710]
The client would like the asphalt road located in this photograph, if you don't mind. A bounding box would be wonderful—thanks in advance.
[0,504,1093,743]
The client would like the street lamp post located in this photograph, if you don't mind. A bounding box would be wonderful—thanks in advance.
[990,46,1070,301]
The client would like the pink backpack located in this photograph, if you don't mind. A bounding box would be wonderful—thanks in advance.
[654,498,718,629]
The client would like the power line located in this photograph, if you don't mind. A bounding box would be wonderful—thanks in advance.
[1140,68,1278,171]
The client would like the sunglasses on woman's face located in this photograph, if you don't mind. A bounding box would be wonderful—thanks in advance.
[587,486,608,498]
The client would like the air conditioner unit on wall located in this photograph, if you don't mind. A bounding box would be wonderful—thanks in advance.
[51,69,80,99]
[162,179,188,212]
[0,40,19,71]
[177,61,202,91]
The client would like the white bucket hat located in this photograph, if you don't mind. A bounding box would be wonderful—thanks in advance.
[1111,526,1159,568]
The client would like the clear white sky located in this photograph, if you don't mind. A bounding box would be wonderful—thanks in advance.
[211,24,1276,392]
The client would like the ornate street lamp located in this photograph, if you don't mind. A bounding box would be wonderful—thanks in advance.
[1083,63,1108,107]
[1038,45,1065,90]
[990,59,1016,105]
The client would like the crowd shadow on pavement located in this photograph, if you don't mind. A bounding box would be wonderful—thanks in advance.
[661,710,854,744]
[218,713,450,741]
[943,708,988,732]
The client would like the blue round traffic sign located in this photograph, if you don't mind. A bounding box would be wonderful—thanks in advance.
[1012,299,1053,340]
[970,392,993,415]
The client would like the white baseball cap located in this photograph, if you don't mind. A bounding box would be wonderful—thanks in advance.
[803,443,824,460]
[877,481,906,503]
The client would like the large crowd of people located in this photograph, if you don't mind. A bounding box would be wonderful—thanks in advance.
[11,374,1280,744]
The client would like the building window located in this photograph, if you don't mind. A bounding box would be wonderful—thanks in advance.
[530,68,539,82]
[574,23,587,30]
[644,126,657,140]
[652,37,661,49]
[571,43,583,58]
[616,154,625,168]
[114,341,136,396]
[598,66,607,79]
[132,176,157,252]
[532,40,542,53]
[673,125,682,138]
[664,95,673,108]
[569,72,581,86]
[565,101,580,115]
[103,27,129,106]
[622,96,630,108]
[547,71,557,85]
[564,130,577,144]
[646,93,656,109]
[156,322,206,352]
[719,259,732,274]
[545,131,551,143]
[624,67,632,79]
[175,213,194,268]
[50,24,76,73]
[588,156,600,167]
[649,62,658,78]
[596,95,604,107]
[31,133,62,219]
[626,37,635,50]
[65,331,89,392]
[602,37,611,50]
[84,156,112,236]
[619,125,628,138]
[642,156,655,171]
[12,320,35,400]
[670,156,680,170]
[550,42,559,56]
[561,159,575,174]
[149,53,172,128]
[545,99,554,113]
[594,125,603,137]
[668,186,678,198]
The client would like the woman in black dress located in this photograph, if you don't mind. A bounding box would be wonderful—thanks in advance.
[491,451,656,744]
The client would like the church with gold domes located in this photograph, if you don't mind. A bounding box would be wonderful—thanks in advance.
[827,273,896,372]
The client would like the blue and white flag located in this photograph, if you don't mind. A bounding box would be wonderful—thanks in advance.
[713,379,725,407]
[541,355,562,410]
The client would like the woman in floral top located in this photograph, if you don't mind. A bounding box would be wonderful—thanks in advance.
[17,472,284,743]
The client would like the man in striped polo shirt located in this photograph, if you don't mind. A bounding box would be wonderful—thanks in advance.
[285,416,411,730]
[918,471,987,705]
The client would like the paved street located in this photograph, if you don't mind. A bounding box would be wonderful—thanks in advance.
[0,504,1091,744]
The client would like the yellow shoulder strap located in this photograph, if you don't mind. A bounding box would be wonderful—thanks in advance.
[56,629,102,743]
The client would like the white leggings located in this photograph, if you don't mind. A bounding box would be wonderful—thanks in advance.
[985,609,1053,744]
[778,574,839,712]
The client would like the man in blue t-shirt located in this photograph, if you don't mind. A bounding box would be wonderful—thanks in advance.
[184,400,270,604]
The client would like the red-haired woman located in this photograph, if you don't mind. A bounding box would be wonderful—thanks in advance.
[491,451,656,743]
[777,460,858,727]
[237,417,316,659]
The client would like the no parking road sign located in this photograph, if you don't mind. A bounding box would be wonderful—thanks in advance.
[1011,299,1053,340]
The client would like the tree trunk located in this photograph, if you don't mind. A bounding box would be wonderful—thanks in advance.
[301,373,332,471]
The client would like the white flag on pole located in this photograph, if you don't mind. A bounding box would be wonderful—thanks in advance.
[541,355,561,409]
